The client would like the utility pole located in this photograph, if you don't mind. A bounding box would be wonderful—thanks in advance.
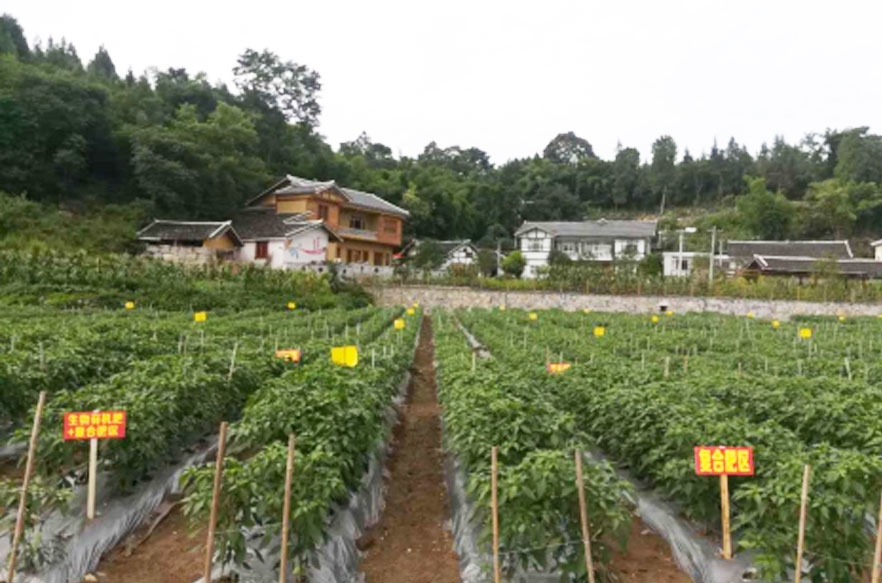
[709,227,717,284]
[678,231,684,277]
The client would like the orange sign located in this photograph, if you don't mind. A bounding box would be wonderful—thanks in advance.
[275,348,301,362]
[64,411,127,441]
[694,446,754,476]
[546,362,571,374]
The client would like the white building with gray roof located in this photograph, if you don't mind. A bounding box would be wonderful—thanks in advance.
[514,219,658,278]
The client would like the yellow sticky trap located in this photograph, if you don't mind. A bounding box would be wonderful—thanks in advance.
[406,308,415,316]
[194,311,207,323]
[394,318,406,330]
[838,315,846,322]
[771,320,780,329]
[583,309,591,315]
[124,301,135,310]
[747,312,755,319]
[499,305,506,311]
[275,348,301,362]
[413,302,420,308]
[529,312,538,321]
[287,301,297,310]
[331,345,359,367]
[546,362,571,374]
[666,310,674,317]
[593,326,606,338]
[651,315,660,324]
[799,328,812,339]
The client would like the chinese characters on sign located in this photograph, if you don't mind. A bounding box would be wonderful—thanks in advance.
[63,411,127,441]
[693,446,754,476]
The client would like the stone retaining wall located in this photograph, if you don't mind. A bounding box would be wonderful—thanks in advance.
[373,285,882,320]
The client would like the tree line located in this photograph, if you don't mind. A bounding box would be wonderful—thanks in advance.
[2,13,882,252]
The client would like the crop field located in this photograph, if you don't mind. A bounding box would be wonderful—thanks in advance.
[441,307,882,582]
[0,301,420,580]
[2,292,882,583]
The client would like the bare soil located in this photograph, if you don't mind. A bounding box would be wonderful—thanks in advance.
[91,505,205,583]
[358,317,461,583]
[609,517,693,583]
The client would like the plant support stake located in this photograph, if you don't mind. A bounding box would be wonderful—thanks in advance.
[794,464,811,583]
[6,391,46,583]
[491,446,501,583]
[203,422,229,583]
[872,489,882,583]
[279,434,296,583]
[720,474,731,559]
[574,451,596,583]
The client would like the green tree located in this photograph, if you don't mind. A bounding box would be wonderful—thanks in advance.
[542,132,596,164]
[234,48,321,126]
[735,177,796,239]
[501,251,526,278]
[87,46,118,81]
[0,14,29,58]
[476,248,498,276]
[650,135,677,209]
[612,146,640,208]
[411,240,445,270]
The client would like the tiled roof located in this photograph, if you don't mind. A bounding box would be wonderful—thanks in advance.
[728,240,852,259]
[232,208,340,241]
[747,255,882,277]
[515,220,657,239]
[137,220,242,245]
[248,175,410,218]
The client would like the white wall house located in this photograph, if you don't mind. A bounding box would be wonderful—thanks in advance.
[514,219,657,279]
[403,239,480,270]
[232,208,340,270]
[662,252,731,277]
[872,240,882,261]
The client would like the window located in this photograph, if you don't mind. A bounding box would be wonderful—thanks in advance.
[349,215,365,230]
[336,246,341,259]
[559,241,576,254]
[374,251,383,266]
[680,259,690,271]
[384,218,398,234]
[255,241,269,259]
[528,239,544,252]
[318,204,329,221]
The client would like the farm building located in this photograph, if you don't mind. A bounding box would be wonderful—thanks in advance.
[872,239,882,261]
[231,208,341,270]
[401,239,480,269]
[136,220,242,265]
[743,255,882,279]
[246,175,409,268]
[514,219,657,279]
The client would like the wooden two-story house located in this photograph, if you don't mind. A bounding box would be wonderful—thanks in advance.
[244,175,409,266]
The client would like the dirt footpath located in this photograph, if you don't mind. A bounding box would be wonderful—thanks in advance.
[358,317,461,583]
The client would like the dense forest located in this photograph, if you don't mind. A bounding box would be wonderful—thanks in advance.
[2,13,882,254]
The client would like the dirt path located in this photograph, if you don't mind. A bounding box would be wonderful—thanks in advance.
[610,517,692,583]
[91,505,205,583]
[358,317,461,583]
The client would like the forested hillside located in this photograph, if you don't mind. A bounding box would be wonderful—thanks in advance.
[2,13,882,253]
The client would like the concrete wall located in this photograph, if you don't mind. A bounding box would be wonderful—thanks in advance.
[143,244,230,266]
[372,285,882,320]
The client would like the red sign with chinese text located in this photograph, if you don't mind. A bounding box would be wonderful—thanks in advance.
[693,446,754,476]
[63,411,127,441]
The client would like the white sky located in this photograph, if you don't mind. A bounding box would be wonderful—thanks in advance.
[6,0,882,164]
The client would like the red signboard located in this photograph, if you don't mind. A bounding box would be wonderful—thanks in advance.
[694,446,754,476]
[63,411,127,441]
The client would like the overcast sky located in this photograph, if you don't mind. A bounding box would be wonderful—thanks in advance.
[6,0,882,164]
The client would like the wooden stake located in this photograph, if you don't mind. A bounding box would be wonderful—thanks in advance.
[794,464,811,583]
[86,436,99,520]
[574,451,596,583]
[279,435,296,583]
[720,474,732,559]
[871,490,882,583]
[491,446,501,583]
[472,350,477,373]
[203,422,229,583]
[227,342,238,382]
[6,392,46,583]
[663,357,670,378]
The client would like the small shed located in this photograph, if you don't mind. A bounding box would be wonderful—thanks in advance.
[137,220,242,264]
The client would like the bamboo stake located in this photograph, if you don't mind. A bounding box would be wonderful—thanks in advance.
[6,392,46,583]
[279,435,296,583]
[794,465,811,583]
[87,437,98,520]
[491,446,501,583]
[663,357,670,378]
[720,474,732,559]
[872,490,882,583]
[574,451,596,583]
[203,422,229,583]
[227,342,238,382]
